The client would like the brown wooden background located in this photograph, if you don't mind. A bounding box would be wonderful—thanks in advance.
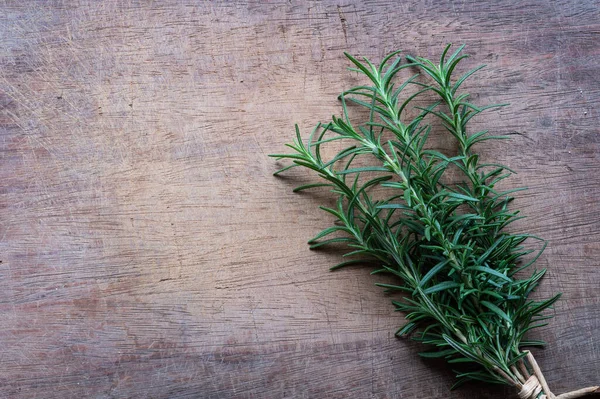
[1,1,599,398]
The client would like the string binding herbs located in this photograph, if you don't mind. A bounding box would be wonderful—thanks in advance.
[270,45,599,399]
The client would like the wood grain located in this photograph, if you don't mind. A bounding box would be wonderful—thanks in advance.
[1,1,598,398]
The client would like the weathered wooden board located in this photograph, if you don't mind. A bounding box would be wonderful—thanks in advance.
[1,1,599,398]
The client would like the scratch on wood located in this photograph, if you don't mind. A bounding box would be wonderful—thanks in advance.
[336,5,348,44]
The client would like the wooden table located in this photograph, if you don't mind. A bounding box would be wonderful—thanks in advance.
[1,1,598,398]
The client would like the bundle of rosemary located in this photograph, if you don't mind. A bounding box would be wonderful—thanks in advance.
[270,45,598,398]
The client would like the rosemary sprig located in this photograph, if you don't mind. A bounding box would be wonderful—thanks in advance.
[271,45,598,398]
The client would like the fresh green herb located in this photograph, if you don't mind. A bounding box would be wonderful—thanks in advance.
[271,45,598,398]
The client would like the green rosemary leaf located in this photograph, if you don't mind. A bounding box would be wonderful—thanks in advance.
[471,266,512,284]
[420,260,451,288]
[454,370,506,385]
[507,351,529,366]
[519,340,547,348]
[423,281,461,295]
[293,183,332,193]
[418,348,457,358]
[375,283,413,293]
[273,164,297,176]
[376,203,412,210]
[446,192,480,202]
[443,44,466,71]
[336,166,389,175]
[480,301,512,324]
[344,52,377,82]
[447,357,477,364]
[450,377,471,390]
[329,259,368,271]
[308,226,349,243]
[445,54,470,84]
[309,237,354,249]
[442,334,478,360]
[527,293,562,316]
[396,321,418,337]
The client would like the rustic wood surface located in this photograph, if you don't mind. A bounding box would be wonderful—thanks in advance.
[1,1,599,398]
